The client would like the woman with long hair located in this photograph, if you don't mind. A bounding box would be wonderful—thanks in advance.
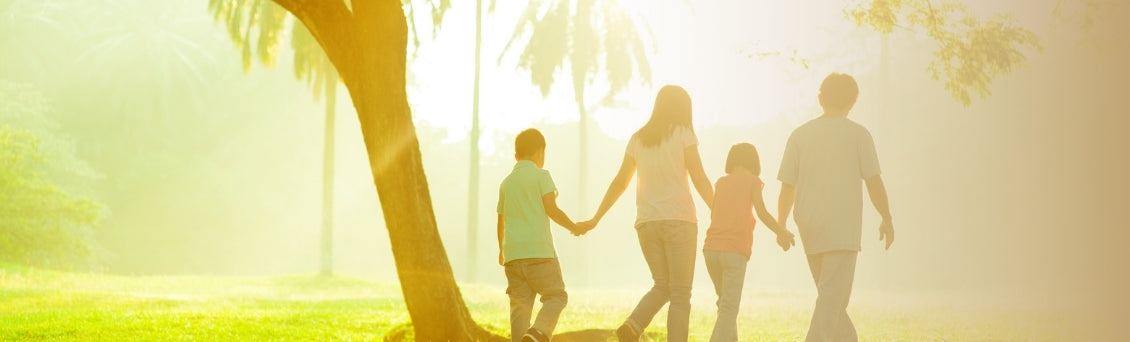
[582,85,714,342]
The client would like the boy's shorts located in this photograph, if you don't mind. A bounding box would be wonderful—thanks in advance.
[504,258,567,300]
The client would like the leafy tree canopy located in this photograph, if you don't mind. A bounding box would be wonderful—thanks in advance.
[849,0,1042,106]
[207,0,450,79]
[0,82,104,269]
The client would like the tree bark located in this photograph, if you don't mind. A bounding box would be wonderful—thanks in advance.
[277,0,499,340]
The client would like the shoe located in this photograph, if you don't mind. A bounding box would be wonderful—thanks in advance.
[521,327,549,342]
[616,322,639,342]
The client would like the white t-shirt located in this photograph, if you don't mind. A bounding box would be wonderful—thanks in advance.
[778,117,881,254]
[626,126,700,227]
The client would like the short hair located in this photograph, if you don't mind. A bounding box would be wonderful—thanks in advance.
[725,143,761,176]
[819,73,859,110]
[514,128,546,158]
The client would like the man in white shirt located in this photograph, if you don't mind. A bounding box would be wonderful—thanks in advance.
[777,73,895,342]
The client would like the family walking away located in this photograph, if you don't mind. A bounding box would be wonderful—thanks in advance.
[495,72,895,342]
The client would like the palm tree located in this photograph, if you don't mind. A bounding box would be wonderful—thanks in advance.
[209,0,506,339]
[76,0,216,120]
[292,23,340,277]
[465,0,484,282]
[57,0,220,206]
[495,0,653,284]
[206,0,341,277]
[0,0,68,80]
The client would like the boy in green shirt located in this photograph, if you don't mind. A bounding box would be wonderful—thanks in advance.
[497,128,586,342]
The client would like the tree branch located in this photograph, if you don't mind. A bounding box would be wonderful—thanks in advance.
[925,0,941,33]
[349,0,411,78]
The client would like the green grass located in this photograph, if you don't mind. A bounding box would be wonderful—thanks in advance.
[0,264,1102,341]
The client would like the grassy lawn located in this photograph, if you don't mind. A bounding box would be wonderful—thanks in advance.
[0,264,1101,341]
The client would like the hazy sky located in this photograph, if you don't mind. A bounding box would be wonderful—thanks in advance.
[3,0,1126,326]
[351,0,1129,316]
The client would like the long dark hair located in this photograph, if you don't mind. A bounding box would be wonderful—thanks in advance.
[634,85,693,147]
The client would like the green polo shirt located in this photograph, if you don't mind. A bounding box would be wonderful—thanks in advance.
[497,160,558,263]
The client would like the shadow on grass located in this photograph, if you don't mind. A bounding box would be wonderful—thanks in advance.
[383,323,413,342]
[552,329,615,341]
[553,329,663,342]
[385,324,662,342]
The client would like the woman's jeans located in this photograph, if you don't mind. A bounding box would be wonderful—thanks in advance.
[625,220,697,342]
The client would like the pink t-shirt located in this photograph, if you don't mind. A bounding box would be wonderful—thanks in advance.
[703,174,762,259]
[626,126,699,227]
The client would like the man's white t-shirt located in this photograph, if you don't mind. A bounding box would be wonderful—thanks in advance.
[626,126,699,227]
[778,117,881,255]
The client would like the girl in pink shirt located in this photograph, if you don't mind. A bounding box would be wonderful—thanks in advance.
[702,143,795,341]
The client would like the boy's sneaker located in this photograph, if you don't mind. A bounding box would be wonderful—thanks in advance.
[616,322,639,342]
[521,327,549,342]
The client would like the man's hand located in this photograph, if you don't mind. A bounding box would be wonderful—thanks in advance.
[776,230,795,252]
[865,176,894,250]
[879,218,894,250]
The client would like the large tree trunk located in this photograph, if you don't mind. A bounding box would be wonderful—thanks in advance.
[347,8,492,342]
[276,0,498,340]
[352,82,488,340]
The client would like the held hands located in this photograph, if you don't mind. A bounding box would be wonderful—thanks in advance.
[774,218,796,252]
[570,220,597,236]
[775,230,796,252]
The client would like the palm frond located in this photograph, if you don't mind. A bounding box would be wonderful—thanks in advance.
[255,2,287,67]
[570,0,600,93]
[291,21,338,101]
[519,0,570,96]
[597,0,650,101]
[166,31,216,65]
[429,0,452,32]
[497,0,547,65]
[404,0,453,56]
[167,42,209,88]
[209,0,288,72]
[500,0,653,102]
[72,32,136,65]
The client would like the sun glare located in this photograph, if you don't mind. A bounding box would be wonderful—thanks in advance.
[401,0,889,153]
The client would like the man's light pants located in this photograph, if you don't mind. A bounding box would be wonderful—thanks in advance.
[805,251,859,342]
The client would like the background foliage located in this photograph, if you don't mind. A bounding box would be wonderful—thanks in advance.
[0,82,104,269]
